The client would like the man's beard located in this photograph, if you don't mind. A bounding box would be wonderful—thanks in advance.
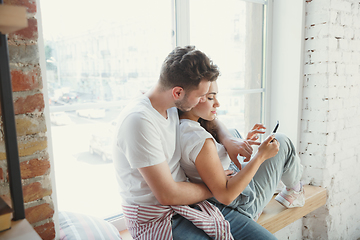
[175,97,193,112]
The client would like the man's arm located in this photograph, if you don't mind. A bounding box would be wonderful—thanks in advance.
[119,112,212,206]
[203,118,254,169]
[138,161,212,205]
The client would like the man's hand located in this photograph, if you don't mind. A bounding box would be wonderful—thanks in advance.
[212,119,267,170]
[222,137,253,170]
[138,161,213,205]
[224,169,235,180]
[223,123,266,170]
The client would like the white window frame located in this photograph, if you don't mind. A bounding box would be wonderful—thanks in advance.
[266,0,305,148]
[39,0,305,234]
[36,0,60,238]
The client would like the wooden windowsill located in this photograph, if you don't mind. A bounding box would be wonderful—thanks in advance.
[0,5,28,34]
[257,185,327,233]
[0,219,41,240]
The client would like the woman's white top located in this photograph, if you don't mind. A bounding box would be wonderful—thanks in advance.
[179,119,231,183]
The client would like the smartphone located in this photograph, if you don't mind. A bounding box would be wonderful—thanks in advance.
[272,120,279,133]
[270,121,279,142]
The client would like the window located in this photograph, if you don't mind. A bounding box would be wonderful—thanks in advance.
[186,0,267,137]
[40,0,174,225]
[40,0,270,230]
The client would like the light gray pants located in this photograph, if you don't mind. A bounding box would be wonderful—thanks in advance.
[209,132,304,220]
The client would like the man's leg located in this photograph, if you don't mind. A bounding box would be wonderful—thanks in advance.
[251,133,304,216]
[172,214,212,240]
[214,202,278,240]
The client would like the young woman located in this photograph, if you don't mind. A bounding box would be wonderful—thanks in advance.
[179,80,305,221]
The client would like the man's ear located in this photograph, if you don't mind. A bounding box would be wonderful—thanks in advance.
[172,86,185,100]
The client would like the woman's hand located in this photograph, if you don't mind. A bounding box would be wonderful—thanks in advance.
[246,123,266,142]
[256,134,280,162]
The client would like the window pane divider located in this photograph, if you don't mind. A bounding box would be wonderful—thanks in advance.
[240,0,267,5]
[175,0,190,46]
[229,88,265,94]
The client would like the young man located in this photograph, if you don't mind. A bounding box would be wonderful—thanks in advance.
[113,46,276,239]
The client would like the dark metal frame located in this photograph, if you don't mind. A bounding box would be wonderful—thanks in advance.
[0,1,26,220]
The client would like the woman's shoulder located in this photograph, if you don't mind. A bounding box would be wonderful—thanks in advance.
[179,119,213,140]
[180,119,203,131]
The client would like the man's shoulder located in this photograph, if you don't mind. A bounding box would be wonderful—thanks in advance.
[118,97,153,120]
[122,96,150,113]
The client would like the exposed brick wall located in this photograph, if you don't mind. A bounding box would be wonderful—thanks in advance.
[0,0,55,239]
[300,0,360,239]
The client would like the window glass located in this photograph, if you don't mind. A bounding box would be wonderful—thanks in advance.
[40,0,174,219]
[189,0,265,136]
[216,92,263,137]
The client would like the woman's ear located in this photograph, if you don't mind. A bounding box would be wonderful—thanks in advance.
[172,86,185,100]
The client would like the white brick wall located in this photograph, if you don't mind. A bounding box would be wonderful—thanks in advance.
[300,0,360,239]
[274,218,303,239]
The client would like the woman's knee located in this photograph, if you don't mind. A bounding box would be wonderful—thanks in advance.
[274,133,295,153]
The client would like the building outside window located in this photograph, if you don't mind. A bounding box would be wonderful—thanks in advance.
[40,0,269,230]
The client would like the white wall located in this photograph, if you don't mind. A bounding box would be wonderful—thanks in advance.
[271,0,360,239]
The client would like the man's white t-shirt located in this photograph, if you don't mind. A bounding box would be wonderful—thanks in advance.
[113,95,187,205]
[179,119,231,183]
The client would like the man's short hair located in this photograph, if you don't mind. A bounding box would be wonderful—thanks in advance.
[159,46,220,92]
